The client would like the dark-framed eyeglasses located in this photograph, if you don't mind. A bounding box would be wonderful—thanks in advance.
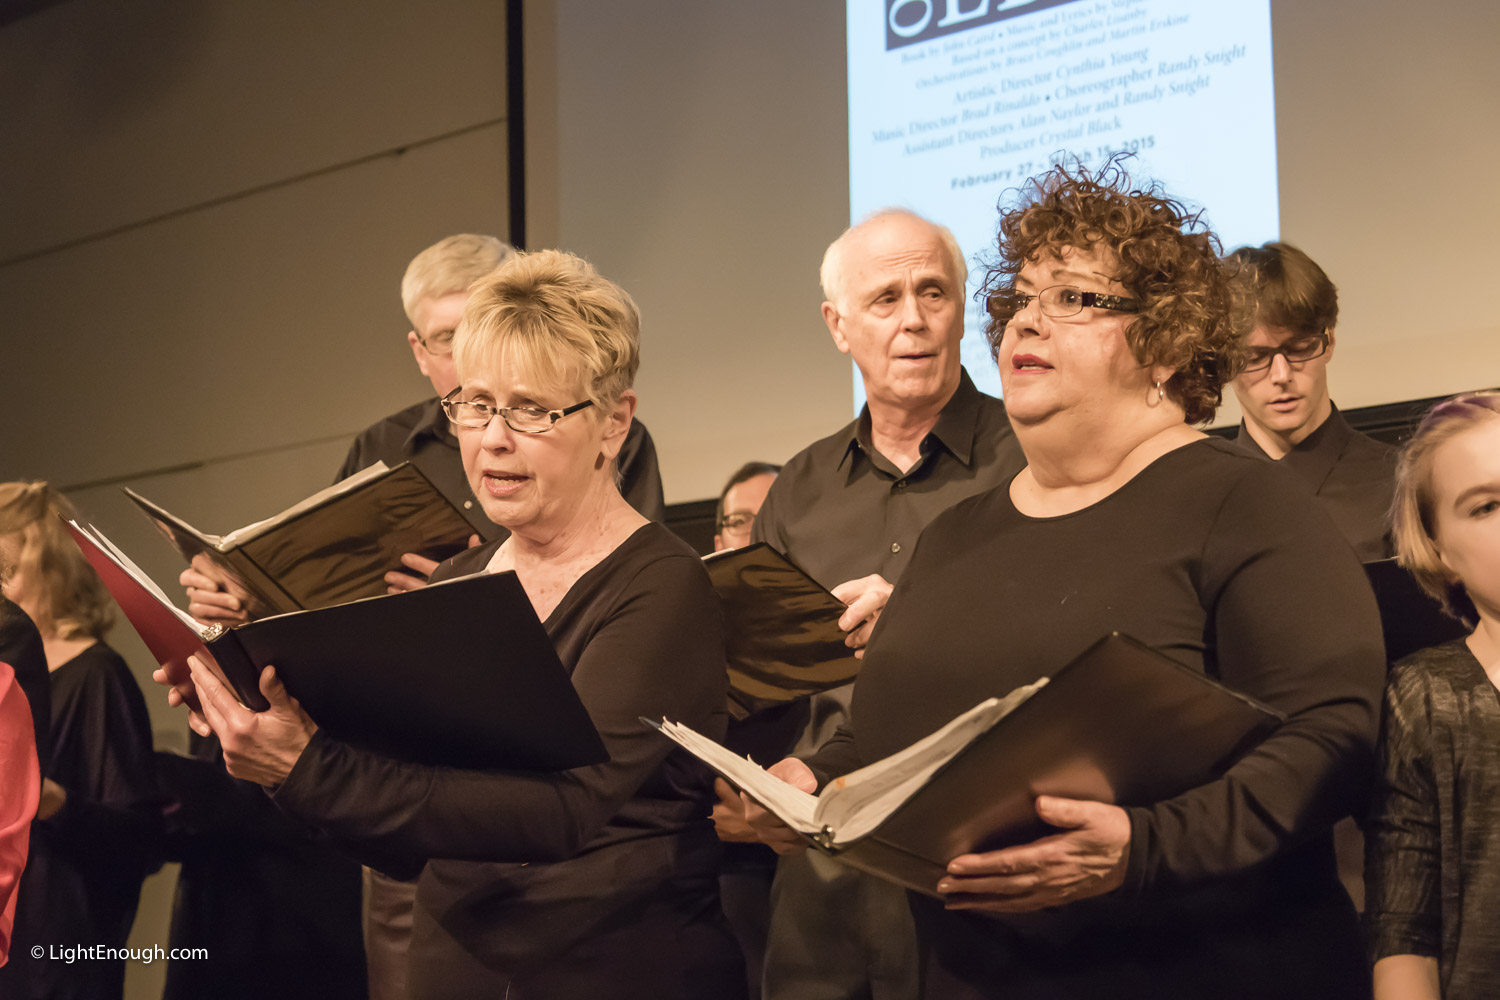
[416,329,457,356]
[440,388,595,434]
[717,511,756,533]
[1240,333,1329,374]
[986,284,1140,323]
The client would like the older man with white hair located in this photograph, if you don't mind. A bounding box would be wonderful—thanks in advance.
[745,209,1025,1000]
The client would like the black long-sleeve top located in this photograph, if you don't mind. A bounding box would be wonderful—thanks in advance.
[1365,639,1500,998]
[806,437,1385,999]
[271,523,743,999]
[1235,404,1396,560]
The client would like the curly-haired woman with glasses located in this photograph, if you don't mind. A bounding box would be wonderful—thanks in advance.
[158,250,745,1000]
[746,161,1384,998]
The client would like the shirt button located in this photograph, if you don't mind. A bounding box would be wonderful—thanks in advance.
[890,542,901,554]
[894,480,907,490]
[464,500,474,509]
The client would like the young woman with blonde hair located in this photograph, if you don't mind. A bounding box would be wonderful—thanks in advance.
[1366,391,1500,1000]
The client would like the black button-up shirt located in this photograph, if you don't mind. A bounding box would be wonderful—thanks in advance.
[1235,404,1396,561]
[750,368,1026,748]
[337,398,667,541]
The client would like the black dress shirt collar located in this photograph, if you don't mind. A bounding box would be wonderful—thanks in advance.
[1236,403,1356,493]
[837,368,985,480]
[402,396,457,455]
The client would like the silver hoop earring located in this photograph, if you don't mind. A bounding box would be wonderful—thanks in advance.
[1153,379,1165,403]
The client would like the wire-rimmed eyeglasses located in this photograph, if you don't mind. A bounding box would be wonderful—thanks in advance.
[440,388,595,434]
[986,284,1140,323]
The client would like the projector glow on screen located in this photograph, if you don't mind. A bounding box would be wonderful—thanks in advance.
[847,0,1279,408]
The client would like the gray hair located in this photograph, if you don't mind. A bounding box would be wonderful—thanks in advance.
[819,209,967,311]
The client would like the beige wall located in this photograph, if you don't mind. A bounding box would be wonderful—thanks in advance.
[531,0,854,502]
[0,2,511,996]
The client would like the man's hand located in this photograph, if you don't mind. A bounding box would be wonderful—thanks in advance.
[936,796,1131,912]
[829,574,894,658]
[385,553,440,594]
[384,535,481,594]
[180,554,252,626]
[742,757,818,855]
[710,777,760,843]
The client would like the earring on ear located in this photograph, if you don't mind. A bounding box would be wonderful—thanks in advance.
[1153,379,1165,403]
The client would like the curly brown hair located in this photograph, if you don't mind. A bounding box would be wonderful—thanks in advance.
[980,158,1242,425]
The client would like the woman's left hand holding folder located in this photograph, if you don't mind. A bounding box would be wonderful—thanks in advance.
[936,796,1131,913]
[186,655,318,787]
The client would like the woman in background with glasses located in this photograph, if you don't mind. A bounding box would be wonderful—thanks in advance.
[744,161,1384,999]
[158,250,745,1000]
[1367,391,1500,1000]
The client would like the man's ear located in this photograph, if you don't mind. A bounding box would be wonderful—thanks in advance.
[408,332,431,378]
[1324,325,1337,363]
[600,390,637,463]
[823,302,851,356]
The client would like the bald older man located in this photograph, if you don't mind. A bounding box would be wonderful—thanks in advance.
[747,210,1025,1000]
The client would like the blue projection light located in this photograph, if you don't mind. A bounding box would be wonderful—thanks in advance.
[847,0,1279,410]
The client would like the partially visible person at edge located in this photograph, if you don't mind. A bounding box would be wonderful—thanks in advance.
[1366,391,1500,1000]
[1226,240,1396,561]
[708,460,784,1000]
[157,249,745,999]
[0,597,45,968]
[745,160,1383,999]
[738,208,1025,1000]
[0,482,163,1000]
[0,659,40,969]
[169,232,669,1000]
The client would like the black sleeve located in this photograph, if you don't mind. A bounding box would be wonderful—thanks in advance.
[1363,663,1442,961]
[748,469,790,551]
[618,420,667,523]
[271,554,725,870]
[43,654,164,877]
[1121,467,1385,893]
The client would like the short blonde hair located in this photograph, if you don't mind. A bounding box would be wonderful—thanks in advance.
[820,209,967,312]
[452,249,640,411]
[1391,390,1500,624]
[401,234,513,325]
[0,481,114,641]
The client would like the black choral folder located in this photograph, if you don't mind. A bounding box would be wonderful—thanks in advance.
[67,519,605,772]
[656,633,1284,896]
[704,542,861,718]
[124,461,476,616]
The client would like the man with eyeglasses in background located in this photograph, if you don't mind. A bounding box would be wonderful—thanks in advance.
[170,233,666,1000]
[1226,241,1395,562]
[1226,240,1396,924]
